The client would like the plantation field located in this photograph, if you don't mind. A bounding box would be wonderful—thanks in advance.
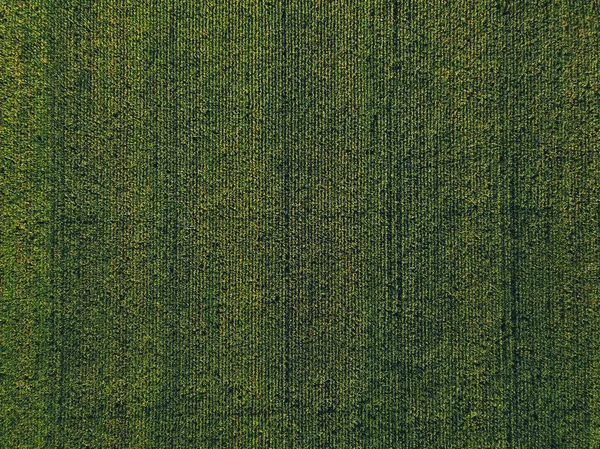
[1,1,599,448]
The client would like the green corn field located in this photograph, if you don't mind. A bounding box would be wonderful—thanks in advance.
[1,1,599,448]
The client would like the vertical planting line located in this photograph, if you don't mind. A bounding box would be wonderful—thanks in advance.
[273,1,292,445]
[181,2,194,441]
[530,4,563,443]
[127,2,161,445]
[354,2,380,443]
[148,0,180,445]
[427,4,453,445]
[179,3,214,444]
[150,3,164,441]
[543,2,565,428]
[372,2,393,444]
[517,8,556,445]
[368,0,383,442]
[249,4,291,444]
[106,0,132,443]
[160,0,183,445]
[498,1,519,445]
[403,1,430,444]
[384,0,406,445]
[46,0,66,445]
[362,1,402,444]
[175,1,203,444]
[141,0,166,444]
[169,0,182,441]
[42,0,62,443]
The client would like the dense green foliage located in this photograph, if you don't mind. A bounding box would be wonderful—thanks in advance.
[1,0,599,447]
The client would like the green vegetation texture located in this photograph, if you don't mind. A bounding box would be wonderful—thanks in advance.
[1,0,599,448]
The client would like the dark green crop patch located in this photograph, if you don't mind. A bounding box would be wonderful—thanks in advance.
[1,1,599,448]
